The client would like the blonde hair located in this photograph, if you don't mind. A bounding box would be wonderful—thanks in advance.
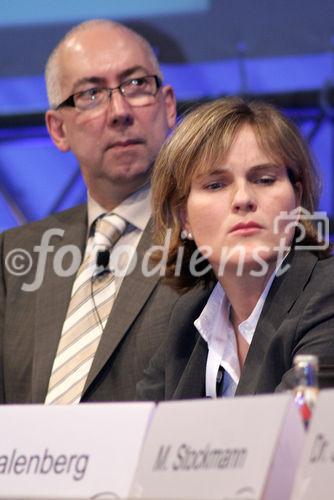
[45,19,162,107]
[151,96,326,290]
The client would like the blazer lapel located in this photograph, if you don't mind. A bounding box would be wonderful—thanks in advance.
[172,335,208,399]
[84,220,160,391]
[32,206,87,402]
[236,250,318,395]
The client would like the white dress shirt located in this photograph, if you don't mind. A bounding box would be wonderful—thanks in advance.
[87,184,151,296]
[194,272,277,398]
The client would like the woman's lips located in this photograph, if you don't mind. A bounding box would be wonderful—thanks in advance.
[230,221,263,234]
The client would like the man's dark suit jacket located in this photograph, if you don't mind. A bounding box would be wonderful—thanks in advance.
[0,205,180,403]
[136,250,334,401]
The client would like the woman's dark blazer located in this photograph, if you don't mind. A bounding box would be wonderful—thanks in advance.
[137,250,334,401]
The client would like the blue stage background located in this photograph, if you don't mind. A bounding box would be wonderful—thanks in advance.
[1,0,333,232]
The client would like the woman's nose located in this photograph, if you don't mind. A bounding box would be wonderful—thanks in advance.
[231,182,256,212]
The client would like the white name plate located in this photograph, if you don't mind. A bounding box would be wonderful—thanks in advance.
[0,402,154,499]
[291,389,334,500]
[130,394,305,500]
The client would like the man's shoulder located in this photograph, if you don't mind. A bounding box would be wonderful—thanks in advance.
[1,204,87,245]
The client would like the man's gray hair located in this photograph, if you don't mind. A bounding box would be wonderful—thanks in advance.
[45,19,162,108]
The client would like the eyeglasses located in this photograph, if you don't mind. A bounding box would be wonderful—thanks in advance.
[55,75,162,111]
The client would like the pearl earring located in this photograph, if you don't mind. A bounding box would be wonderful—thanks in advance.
[180,229,193,240]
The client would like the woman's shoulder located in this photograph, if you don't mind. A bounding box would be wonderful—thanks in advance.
[174,281,216,309]
[313,252,334,278]
[168,281,216,330]
[297,252,334,300]
[288,249,334,281]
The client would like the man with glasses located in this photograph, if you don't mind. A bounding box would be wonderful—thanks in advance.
[0,19,178,404]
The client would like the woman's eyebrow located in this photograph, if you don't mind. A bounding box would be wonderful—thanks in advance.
[201,167,230,177]
[247,163,282,173]
[195,163,283,181]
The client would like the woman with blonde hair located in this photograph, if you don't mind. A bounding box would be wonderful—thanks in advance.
[137,97,334,400]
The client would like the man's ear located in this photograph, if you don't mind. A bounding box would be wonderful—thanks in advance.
[45,109,70,152]
[162,84,177,129]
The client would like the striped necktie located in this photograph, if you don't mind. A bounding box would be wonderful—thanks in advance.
[45,213,127,405]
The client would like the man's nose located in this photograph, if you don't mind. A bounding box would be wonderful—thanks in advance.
[106,90,134,127]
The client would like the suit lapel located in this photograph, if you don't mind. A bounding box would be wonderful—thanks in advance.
[172,335,208,399]
[32,206,87,402]
[236,250,318,395]
[168,285,214,400]
[84,220,160,391]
